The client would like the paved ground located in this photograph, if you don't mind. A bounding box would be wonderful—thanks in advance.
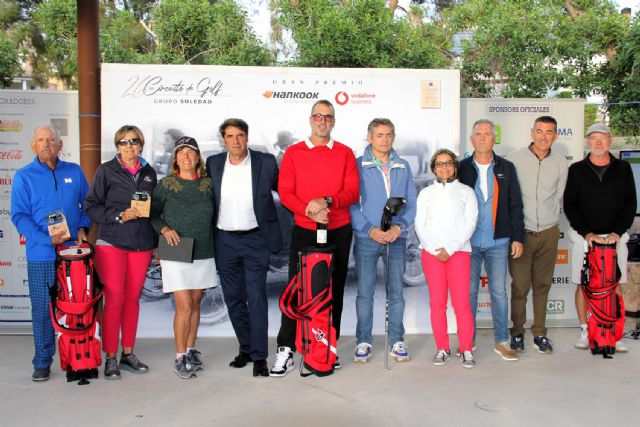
[1,326,639,427]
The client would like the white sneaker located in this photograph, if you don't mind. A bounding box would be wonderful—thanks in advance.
[269,346,294,377]
[575,328,589,349]
[353,343,372,363]
[616,340,629,353]
[389,341,410,362]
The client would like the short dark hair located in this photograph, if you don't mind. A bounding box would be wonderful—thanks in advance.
[367,118,395,136]
[219,118,249,138]
[310,99,335,116]
[533,115,557,132]
[114,125,145,149]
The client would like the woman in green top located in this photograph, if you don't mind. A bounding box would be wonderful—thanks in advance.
[150,137,217,379]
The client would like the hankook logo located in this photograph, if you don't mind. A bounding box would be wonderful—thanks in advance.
[262,91,319,99]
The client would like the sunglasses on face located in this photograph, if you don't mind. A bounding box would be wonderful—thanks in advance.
[117,138,141,147]
[311,114,335,123]
[434,160,454,168]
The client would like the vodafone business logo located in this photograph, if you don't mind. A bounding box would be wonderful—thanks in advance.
[335,91,349,105]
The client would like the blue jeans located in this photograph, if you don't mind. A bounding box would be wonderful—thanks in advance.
[355,236,406,346]
[469,244,509,344]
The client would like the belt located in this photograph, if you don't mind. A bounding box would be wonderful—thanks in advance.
[220,227,259,236]
[525,230,542,237]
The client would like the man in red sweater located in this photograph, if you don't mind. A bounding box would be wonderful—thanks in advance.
[270,99,360,376]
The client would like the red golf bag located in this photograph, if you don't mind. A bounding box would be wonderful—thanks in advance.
[49,243,104,384]
[581,242,625,358]
[280,246,337,377]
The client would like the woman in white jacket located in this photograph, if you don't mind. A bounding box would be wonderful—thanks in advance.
[415,149,478,368]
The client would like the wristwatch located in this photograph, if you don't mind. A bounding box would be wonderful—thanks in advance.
[324,196,333,207]
[115,212,124,224]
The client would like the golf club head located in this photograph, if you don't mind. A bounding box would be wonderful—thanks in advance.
[380,197,407,231]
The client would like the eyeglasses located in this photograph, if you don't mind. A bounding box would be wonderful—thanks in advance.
[588,136,609,143]
[311,114,335,123]
[434,160,454,168]
[117,138,141,147]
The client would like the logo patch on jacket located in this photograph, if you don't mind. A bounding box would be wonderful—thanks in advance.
[64,178,73,183]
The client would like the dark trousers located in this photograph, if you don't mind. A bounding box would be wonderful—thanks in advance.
[215,230,271,361]
[276,223,353,351]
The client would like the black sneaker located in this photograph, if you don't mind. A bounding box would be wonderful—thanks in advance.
[174,355,195,379]
[32,367,50,382]
[229,352,251,368]
[510,334,525,353]
[187,349,203,371]
[104,357,121,380]
[119,353,149,374]
[333,356,341,369]
[533,336,554,354]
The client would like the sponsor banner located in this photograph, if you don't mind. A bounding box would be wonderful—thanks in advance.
[0,90,79,323]
[462,98,583,323]
[104,64,461,337]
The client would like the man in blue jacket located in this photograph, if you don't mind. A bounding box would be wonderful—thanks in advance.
[11,125,92,381]
[459,119,524,362]
[350,118,416,363]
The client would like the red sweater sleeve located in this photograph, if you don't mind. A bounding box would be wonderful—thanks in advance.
[332,147,359,209]
[278,146,308,216]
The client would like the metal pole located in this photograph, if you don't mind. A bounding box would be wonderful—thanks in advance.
[77,0,101,184]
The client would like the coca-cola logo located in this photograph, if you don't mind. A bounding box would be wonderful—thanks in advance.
[0,150,22,160]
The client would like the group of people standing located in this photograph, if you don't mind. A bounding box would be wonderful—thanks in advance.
[10,100,635,382]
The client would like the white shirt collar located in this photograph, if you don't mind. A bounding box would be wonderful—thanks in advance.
[225,149,251,166]
[304,137,334,150]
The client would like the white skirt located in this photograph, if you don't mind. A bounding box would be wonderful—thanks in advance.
[160,257,218,293]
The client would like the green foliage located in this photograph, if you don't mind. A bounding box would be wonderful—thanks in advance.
[153,0,273,65]
[603,16,640,142]
[273,0,449,68]
[100,7,152,64]
[584,104,598,134]
[447,0,628,98]
[32,0,77,88]
[0,34,20,87]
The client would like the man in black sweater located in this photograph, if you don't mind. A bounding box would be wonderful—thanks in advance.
[564,123,636,351]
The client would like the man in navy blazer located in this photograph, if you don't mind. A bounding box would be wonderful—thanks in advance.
[206,118,283,377]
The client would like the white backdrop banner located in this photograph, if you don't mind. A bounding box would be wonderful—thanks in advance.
[461,98,585,327]
[102,64,461,337]
[0,90,79,324]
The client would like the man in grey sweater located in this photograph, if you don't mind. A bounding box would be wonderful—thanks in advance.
[507,116,568,354]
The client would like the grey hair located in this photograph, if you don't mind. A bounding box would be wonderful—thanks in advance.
[32,124,61,141]
[367,118,395,136]
[310,99,335,116]
[471,119,496,136]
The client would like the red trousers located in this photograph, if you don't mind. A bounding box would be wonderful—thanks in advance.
[422,250,474,352]
[95,245,152,353]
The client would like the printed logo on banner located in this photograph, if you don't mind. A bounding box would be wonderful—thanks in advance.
[479,275,489,293]
[334,91,376,105]
[477,301,492,317]
[23,279,28,287]
[0,208,9,217]
[16,256,27,270]
[547,300,565,314]
[557,128,573,137]
[0,120,23,132]
[556,249,568,264]
[0,175,12,199]
[19,234,26,245]
[0,260,12,267]
[262,90,319,100]
[0,150,22,160]
[495,125,502,144]
[552,276,570,286]
[335,91,349,105]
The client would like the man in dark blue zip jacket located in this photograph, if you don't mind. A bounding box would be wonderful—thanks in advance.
[458,119,524,362]
[11,125,92,381]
